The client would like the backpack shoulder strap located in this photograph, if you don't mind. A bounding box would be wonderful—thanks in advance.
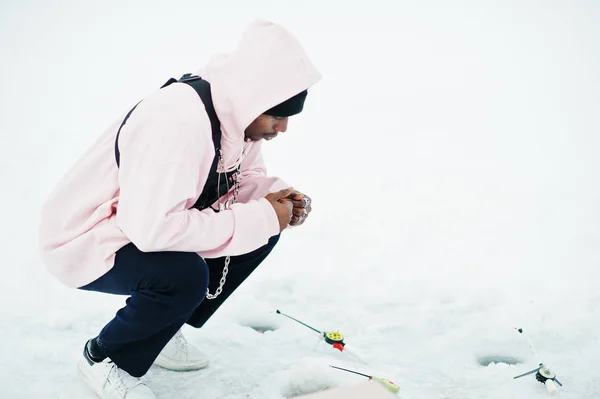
[178,74,221,146]
[115,74,220,167]
[114,101,141,168]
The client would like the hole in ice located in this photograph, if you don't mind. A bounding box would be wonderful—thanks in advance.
[477,355,523,366]
[236,312,281,334]
[237,319,279,333]
[247,325,279,334]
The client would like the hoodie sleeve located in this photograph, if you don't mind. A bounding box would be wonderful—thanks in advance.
[115,84,280,255]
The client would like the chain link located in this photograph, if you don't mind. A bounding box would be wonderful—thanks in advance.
[206,146,246,300]
[205,253,230,300]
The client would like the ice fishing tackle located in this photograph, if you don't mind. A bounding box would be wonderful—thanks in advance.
[513,328,562,393]
[513,363,562,387]
[276,309,347,351]
[329,365,400,394]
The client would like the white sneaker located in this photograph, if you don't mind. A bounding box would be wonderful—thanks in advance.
[153,330,209,371]
[77,357,156,399]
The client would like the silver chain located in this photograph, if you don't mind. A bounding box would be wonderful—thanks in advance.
[205,146,246,300]
[205,253,230,300]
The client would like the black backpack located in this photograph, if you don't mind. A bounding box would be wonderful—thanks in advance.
[114,74,236,211]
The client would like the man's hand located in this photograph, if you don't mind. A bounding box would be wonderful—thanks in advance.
[265,188,295,232]
[285,190,312,226]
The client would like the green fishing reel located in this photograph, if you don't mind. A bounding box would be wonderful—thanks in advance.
[323,331,345,346]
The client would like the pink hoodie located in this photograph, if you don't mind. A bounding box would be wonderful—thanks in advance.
[39,20,322,288]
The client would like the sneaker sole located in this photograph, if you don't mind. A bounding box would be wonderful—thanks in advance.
[76,359,104,398]
[153,354,209,371]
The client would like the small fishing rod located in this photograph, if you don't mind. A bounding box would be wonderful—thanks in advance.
[275,309,365,363]
[276,309,346,350]
[329,365,400,394]
[513,327,562,393]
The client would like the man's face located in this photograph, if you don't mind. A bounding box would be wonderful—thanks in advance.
[244,114,289,142]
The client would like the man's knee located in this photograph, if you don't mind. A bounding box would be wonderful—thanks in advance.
[268,233,280,248]
[152,252,209,311]
[258,233,280,258]
[256,233,280,256]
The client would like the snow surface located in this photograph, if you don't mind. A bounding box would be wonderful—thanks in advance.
[1,1,599,398]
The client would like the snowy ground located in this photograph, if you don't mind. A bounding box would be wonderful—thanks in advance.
[1,1,599,398]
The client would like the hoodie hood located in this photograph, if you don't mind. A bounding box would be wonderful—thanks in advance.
[195,20,322,172]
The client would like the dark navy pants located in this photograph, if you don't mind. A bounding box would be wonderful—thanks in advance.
[80,234,280,377]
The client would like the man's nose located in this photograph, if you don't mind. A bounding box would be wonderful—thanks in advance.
[274,118,288,133]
